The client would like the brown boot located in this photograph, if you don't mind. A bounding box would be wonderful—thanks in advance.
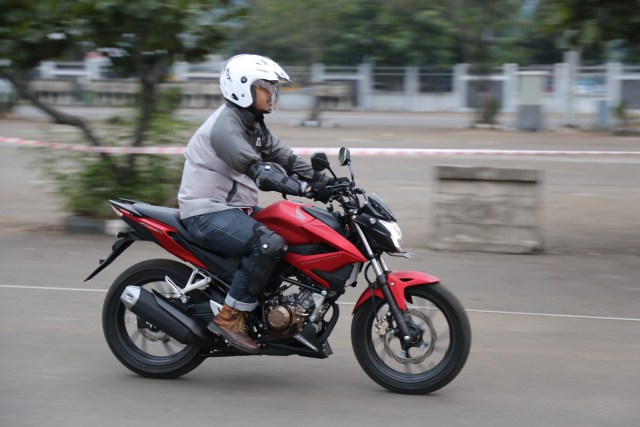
[208,304,260,354]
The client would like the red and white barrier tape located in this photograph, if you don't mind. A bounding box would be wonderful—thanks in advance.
[291,147,640,157]
[2,136,640,157]
[0,137,185,154]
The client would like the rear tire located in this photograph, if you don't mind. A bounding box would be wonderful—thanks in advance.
[102,259,207,378]
[351,283,471,394]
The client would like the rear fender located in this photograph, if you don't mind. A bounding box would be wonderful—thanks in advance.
[353,270,440,313]
[84,231,141,281]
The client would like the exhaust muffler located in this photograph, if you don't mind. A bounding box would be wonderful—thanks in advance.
[121,285,216,347]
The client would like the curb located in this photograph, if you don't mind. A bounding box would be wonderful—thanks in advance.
[611,128,640,136]
[290,120,337,128]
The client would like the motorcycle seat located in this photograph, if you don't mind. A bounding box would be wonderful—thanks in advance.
[132,203,183,231]
[131,202,240,280]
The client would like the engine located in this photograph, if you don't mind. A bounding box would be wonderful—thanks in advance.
[263,289,317,338]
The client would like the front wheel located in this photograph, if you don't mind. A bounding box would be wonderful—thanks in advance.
[102,259,207,379]
[351,283,471,394]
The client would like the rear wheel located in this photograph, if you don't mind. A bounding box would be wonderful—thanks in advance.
[351,283,471,394]
[102,259,207,378]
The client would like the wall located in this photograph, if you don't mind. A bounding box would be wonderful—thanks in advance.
[7,58,640,117]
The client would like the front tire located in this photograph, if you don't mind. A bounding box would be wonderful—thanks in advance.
[102,259,207,379]
[351,283,471,394]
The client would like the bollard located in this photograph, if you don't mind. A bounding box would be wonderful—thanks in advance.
[595,99,610,131]
[429,165,543,254]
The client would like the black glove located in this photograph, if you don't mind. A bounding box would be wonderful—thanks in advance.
[310,182,331,203]
[326,177,350,186]
[313,172,349,187]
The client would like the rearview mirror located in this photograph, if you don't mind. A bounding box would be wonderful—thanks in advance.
[338,147,351,166]
[311,152,331,172]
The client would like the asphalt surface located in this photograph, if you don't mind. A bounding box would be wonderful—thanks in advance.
[1,109,640,426]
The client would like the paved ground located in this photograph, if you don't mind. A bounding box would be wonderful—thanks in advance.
[1,109,640,426]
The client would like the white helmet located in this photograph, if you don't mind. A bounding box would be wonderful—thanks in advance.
[220,54,291,109]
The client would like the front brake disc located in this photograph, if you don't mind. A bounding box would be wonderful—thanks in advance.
[383,309,436,364]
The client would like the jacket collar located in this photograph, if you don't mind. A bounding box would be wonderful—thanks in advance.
[226,101,264,128]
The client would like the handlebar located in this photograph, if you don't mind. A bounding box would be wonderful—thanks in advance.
[318,181,364,211]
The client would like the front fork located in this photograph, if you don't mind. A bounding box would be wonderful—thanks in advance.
[373,260,417,347]
[352,220,415,346]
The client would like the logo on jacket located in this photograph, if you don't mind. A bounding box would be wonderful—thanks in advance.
[255,137,262,147]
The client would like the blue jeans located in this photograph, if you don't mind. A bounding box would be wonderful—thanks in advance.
[183,208,267,311]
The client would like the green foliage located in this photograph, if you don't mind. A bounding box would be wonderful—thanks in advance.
[476,96,501,125]
[536,0,640,61]
[231,0,639,67]
[72,0,242,80]
[40,151,184,218]
[1,0,239,218]
[0,0,78,70]
[442,0,523,70]
[34,88,192,218]
[0,0,242,147]
[1,0,240,115]
[614,101,630,126]
[234,0,456,67]
[538,0,640,45]
[328,1,456,67]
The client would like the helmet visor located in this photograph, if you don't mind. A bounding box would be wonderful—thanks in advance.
[254,79,281,112]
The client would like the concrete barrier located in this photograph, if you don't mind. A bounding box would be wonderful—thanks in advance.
[84,80,222,108]
[163,81,222,108]
[313,82,353,110]
[85,80,139,106]
[24,80,224,108]
[429,165,543,254]
[28,79,76,105]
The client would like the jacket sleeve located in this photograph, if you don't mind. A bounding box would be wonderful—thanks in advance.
[210,113,260,174]
[262,131,317,181]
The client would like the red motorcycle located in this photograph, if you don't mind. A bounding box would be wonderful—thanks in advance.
[85,148,471,394]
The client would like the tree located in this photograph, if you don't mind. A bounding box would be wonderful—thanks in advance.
[0,0,242,216]
[233,0,456,67]
[231,0,350,65]
[536,0,640,62]
[0,0,240,148]
[439,0,521,124]
[232,0,527,125]
[0,0,99,143]
[73,0,240,150]
[532,0,640,126]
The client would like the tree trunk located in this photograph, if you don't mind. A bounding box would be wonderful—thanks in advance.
[0,69,104,147]
[126,53,168,169]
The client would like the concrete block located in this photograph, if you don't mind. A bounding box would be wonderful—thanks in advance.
[430,165,543,254]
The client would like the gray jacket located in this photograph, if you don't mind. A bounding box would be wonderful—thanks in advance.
[178,103,316,219]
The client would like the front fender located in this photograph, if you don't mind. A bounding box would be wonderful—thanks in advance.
[353,270,440,313]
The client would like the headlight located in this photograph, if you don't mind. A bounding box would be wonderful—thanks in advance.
[379,220,403,251]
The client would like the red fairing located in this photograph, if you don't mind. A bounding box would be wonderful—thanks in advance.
[353,270,440,312]
[255,200,366,288]
[120,210,207,269]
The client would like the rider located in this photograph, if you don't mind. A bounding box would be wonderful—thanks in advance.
[177,54,330,354]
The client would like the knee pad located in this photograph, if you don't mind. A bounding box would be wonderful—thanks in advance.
[243,228,287,295]
[256,229,287,261]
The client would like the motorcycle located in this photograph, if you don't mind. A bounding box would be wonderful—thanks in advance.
[85,147,471,395]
